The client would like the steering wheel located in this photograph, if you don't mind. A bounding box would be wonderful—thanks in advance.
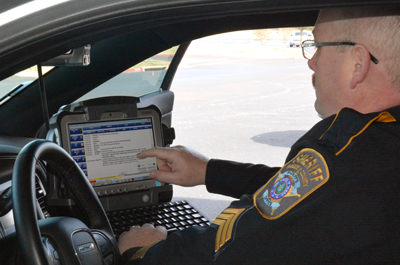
[12,140,121,265]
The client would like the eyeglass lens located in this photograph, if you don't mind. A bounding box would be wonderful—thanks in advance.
[303,42,317,60]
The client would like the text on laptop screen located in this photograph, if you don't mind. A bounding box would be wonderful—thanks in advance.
[68,118,157,187]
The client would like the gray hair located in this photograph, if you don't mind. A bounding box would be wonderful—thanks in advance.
[328,7,400,88]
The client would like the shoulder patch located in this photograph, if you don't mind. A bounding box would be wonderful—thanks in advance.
[254,148,329,220]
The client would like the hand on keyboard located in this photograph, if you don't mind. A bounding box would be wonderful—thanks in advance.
[117,223,167,255]
[108,201,211,239]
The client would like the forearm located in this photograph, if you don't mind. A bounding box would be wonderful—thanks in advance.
[205,159,280,198]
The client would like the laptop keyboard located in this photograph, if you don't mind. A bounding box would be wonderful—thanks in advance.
[107,200,211,239]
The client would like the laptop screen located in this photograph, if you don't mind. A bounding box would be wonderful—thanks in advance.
[50,105,165,196]
[68,117,157,187]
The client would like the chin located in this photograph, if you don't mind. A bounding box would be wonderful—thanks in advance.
[314,101,325,119]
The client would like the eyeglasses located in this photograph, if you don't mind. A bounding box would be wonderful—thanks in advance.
[301,40,379,64]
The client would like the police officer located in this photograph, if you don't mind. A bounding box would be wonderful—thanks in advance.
[119,7,400,264]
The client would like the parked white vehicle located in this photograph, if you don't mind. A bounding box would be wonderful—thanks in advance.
[289,30,313,47]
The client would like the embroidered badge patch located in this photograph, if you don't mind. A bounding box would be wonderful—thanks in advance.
[254,148,329,220]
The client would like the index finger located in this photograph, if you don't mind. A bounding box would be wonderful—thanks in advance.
[137,147,172,160]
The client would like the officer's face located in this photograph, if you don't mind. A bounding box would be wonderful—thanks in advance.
[308,11,355,119]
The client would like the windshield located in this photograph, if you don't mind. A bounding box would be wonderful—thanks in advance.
[0,66,53,104]
[76,46,178,102]
[0,46,178,105]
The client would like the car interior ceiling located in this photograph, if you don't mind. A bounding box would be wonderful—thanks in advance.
[0,10,319,139]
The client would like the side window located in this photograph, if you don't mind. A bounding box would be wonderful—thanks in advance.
[171,29,319,219]
[75,46,179,102]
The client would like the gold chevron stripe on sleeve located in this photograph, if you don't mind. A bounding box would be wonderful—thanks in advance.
[212,208,245,253]
[131,240,161,260]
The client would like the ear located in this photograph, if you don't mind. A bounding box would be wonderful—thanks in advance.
[349,44,371,89]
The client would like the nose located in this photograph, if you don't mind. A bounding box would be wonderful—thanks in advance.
[307,56,316,71]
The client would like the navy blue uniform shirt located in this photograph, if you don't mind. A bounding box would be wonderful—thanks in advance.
[123,107,400,264]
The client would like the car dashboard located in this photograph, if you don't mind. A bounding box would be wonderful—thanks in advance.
[0,93,178,264]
